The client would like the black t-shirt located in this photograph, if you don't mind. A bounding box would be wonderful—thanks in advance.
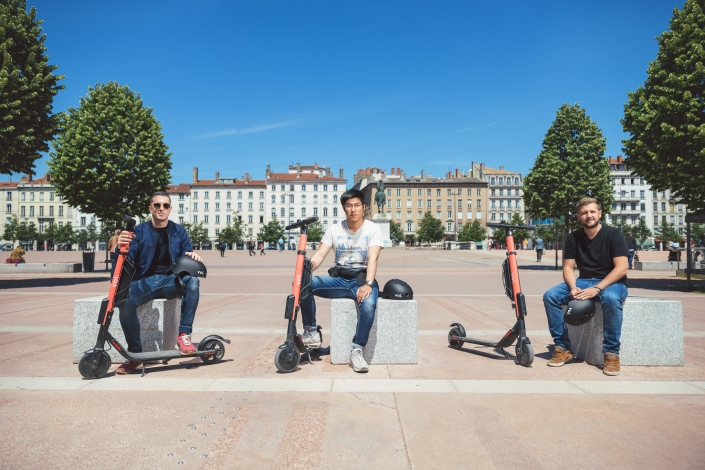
[624,235,638,250]
[564,225,629,285]
[145,226,171,276]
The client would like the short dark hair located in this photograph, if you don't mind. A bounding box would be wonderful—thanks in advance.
[340,189,365,206]
[150,191,171,205]
[576,197,601,212]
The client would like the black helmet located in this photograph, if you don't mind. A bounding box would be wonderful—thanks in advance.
[382,279,413,300]
[564,299,597,326]
[168,255,207,279]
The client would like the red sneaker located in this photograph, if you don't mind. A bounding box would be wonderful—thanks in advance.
[116,360,142,375]
[177,333,196,355]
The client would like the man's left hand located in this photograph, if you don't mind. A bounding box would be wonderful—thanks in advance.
[185,252,202,262]
[357,285,372,303]
[573,287,599,300]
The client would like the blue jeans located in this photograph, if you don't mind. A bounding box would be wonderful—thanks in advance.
[120,273,200,353]
[300,275,379,349]
[543,278,628,354]
[628,249,635,268]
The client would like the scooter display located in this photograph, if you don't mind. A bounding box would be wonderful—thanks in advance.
[78,215,230,379]
[274,216,320,373]
[447,221,536,367]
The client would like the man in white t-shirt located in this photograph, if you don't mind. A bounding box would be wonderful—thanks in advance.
[300,188,383,372]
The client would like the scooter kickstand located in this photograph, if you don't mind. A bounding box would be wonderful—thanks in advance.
[141,361,146,377]
[500,348,508,358]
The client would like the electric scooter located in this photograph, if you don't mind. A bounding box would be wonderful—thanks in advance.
[447,221,536,367]
[78,215,230,379]
[274,216,320,373]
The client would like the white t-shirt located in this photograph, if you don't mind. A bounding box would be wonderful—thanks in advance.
[321,219,383,268]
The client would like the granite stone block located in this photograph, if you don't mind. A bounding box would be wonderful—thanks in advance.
[0,263,82,273]
[566,296,683,366]
[73,296,181,363]
[330,299,417,364]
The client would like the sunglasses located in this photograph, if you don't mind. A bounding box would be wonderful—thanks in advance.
[152,203,171,209]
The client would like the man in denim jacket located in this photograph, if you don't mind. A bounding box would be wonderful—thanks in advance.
[114,192,203,374]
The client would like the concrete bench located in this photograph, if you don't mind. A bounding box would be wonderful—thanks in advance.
[634,261,685,271]
[73,296,180,363]
[330,298,417,364]
[0,262,82,273]
[566,296,683,366]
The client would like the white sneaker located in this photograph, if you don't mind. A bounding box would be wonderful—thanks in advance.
[301,329,322,349]
[349,348,369,373]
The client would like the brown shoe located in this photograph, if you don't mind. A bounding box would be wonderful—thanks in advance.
[116,360,142,375]
[603,353,620,376]
[547,346,574,367]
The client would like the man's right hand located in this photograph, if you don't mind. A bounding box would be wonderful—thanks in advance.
[117,231,132,246]
[569,286,582,299]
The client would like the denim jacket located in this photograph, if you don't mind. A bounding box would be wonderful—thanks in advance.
[127,220,193,281]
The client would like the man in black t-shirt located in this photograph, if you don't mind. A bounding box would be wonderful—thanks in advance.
[542,198,629,376]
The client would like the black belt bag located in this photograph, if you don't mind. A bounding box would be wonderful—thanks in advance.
[328,266,368,286]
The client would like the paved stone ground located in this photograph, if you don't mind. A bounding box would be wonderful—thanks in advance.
[1,248,704,469]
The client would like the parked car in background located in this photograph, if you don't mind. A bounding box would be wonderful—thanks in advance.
[2,243,13,251]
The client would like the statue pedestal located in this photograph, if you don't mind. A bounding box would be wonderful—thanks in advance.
[371,214,393,248]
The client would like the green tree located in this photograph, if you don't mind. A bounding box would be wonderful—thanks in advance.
[39,221,57,250]
[508,213,531,246]
[491,227,507,247]
[55,222,75,245]
[534,224,556,244]
[389,220,405,244]
[219,218,246,249]
[3,215,20,245]
[417,212,444,243]
[307,221,325,243]
[261,217,285,244]
[48,82,172,229]
[0,0,65,175]
[622,0,705,213]
[16,220,37,246]
[692,223,705,240]
[457,219,486,242]
[656,220,682,244]
[182,222,208,248]
[74,228,90,250]
[84,222,100,249]
[523,103,612,240]
[633,218,653,245]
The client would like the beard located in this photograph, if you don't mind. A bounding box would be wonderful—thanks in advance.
[581,218,600,229]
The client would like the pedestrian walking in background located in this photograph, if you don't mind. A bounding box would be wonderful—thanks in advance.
[259,242,266,256]
[624,232,638,269]
[278,237,284,252]
[218,238,226,257]
[108,229,121,278]
[248,239,256,256]
[535,236,544,262]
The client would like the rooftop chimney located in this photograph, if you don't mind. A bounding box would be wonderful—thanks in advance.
[366,167,371,175]
[397,168,401,176]
[455,168,460,178]
[192,167,199,183]
[266,165,271,178]
[340,168,344,179]
[245,172,249,183]
[215,171,220,180]
[20,174,29,183]
[391,168,395,175]
[297,162,301,178]
[421,169,425,179]
[500,165,504,171]
[326,167,331,177]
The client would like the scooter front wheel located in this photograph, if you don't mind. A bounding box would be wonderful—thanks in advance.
[198,339,225,364]
[448,327,465,350]
[78,351,111,379]
[274,346,300,373]
[516,343,534,367]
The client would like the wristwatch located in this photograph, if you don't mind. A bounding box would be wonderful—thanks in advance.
[594,286,604,293]
[365,280,374,287]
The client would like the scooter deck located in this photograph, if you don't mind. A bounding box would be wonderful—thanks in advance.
[126,349,211,361]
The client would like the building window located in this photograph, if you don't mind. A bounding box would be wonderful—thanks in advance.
[323,184,328,191]
[447,222,453,231]
[38,206,44,216]
[193,202,198,211]
[436,189,441,196]
[204,215,209,223]
[281,195,286,203]
[427,200,431,208]
[281,208,285,217]
[427,189,431,196]
[406,200,412,208]
[491,213,496,220]
[458,200,463,208]
[388,200,392,208]
[641,203,645,212]
[260,216,264,223]
[49,206,54,216]
[406,222,413,231]
[238,202,242,211]
[215,203,220,211]
[238,191,242,198]
[387,189,391,196]
[396,189,401,196]
[436,211,441,218]
[215,215,220,224]
[58,206,63,216]
[30,192,35,201]
[396,211,401,219]
[204,203,209,211]
[248,191,253,199]
[204,191,209,199]
[193,215,198,223]
[661,202,666,211]
[29,206,34,216]
[227,215,231,223]
[302,208,307,217]
[313,184,318,191]
[248,215,253,223]
[291,195,295,203]
[248,203,253,210]
[499,213,505,220]
[323,207,328,217]
[272,195,276,203]
[418,211,422,219]
[313,207,318,216]
[215,191,220,199]
[227,191,231,199]
[333,195,338,203]
[259,203,264,210]
[333,185,338,191]
[259,191,264,199]
[447,211,452,218]
[333,207,338,217]
[396,200,401,208]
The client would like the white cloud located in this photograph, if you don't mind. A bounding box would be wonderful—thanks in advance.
[451,121,500,133]
[201,120,298,138]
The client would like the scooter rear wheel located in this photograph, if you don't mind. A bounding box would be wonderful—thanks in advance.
[448,327,465,350]
[198,339,225,364]
[274,346,300,373]
[516,343,534,367]
[78,351,111,379]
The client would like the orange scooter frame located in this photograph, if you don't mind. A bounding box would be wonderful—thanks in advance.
[274,216,320,373]
[447,221,536,366]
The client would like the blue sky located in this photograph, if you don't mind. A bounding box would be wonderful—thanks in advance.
[7,0,682,185]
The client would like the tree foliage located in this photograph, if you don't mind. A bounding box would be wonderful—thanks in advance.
[219,219,246,248]
[458,219,486,242]
[417,212,445,243]
[15,220,36,245]
[0,0,64,175]
[261,217,285,244]
[307,220,325,243]
[182,222,208,248]
[509,213,531,245]
[622,0,705,213]
[48,82,172,229]
[3,215,20,244]
[691,223,705,240]
[656,220,682,244]
[633,217,653,245]
[523,103,612,238]
[389,220,405,244]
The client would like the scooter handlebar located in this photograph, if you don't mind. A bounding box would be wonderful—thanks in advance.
[123,215,136,232]
[486,221,536,231]
[286,216,319,230]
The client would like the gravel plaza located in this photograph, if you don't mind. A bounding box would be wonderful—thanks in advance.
[1,248,704,469]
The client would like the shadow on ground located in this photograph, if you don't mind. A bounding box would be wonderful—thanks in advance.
[0,276,108,289]
[518,265,561,271]
[628,277,705,292]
